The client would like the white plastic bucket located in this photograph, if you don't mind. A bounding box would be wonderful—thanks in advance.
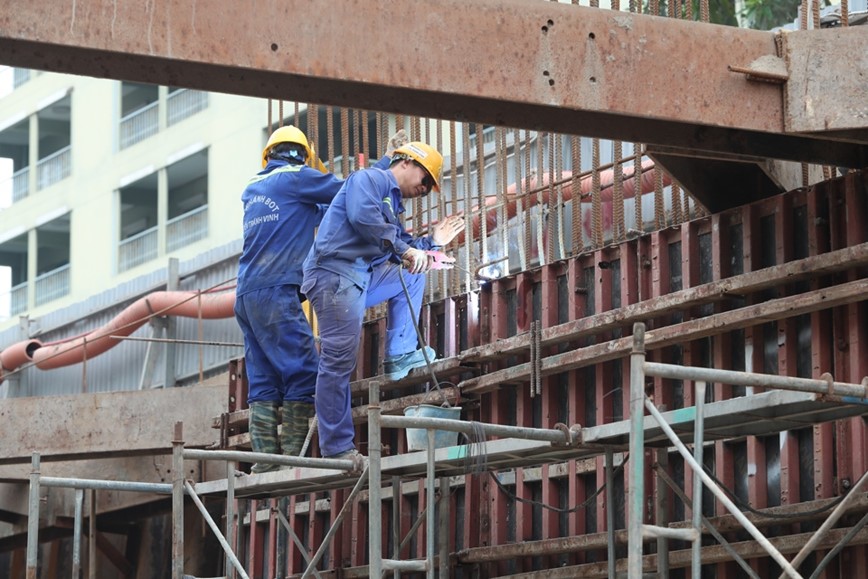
[403,404,462,452]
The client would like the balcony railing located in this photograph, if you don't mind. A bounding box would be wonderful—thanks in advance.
[119,101,159,149]
[167,205,208,252]
[9,281,28,316]
[167,90,209,127]
[13,68,30,88]
[35,264,70,306]
[36,146,72,190]
[12,166,29,202]
[118,226,158,272]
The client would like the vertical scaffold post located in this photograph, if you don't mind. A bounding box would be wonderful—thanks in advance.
[369,380,383,577]
[628,323,647,577]
[172,422,185,579]
[692,381,706,577]
[26,452,40,579]
[72,488,84,579]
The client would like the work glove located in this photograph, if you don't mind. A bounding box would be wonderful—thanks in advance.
[385,129,409,157]
[431,214,466,246]
[401,247,431,275]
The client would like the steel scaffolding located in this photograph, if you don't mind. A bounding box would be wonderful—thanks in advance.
[25,322,868,578]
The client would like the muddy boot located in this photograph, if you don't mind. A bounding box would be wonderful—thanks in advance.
[248,402,280,474]
[281,402,316,457]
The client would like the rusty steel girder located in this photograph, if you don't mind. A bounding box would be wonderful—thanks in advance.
[0,0,866,168]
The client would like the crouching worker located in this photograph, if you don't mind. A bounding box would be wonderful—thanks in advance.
[301,142,465,461]
[235,125,400,473]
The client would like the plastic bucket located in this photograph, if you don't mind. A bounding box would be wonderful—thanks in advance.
[403,404,462,452]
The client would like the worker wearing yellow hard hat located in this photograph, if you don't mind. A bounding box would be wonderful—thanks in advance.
[237,124,403,473]
[301,140,465,463]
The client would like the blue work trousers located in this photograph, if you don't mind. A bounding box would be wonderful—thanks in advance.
[302,262,425,457]
[235,285,318,405]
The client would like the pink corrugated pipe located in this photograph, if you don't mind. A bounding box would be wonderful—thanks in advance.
[0,290,236,382]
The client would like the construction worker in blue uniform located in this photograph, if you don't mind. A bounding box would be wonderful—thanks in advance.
[301,141,465,460]
[236,125,400,473]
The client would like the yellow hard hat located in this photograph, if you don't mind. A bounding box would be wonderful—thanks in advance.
[262,125,313,169]
[393,142,443,192]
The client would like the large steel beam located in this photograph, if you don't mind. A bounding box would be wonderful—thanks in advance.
[0,0,866,169]
[0,383,226,464]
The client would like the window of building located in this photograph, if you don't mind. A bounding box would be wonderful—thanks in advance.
[119,82,159,149]
[118,172,159,272]
[36,95,72,190]
[166,149,209,252]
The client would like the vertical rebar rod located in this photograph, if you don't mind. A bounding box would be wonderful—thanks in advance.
[426,429,436,579]
[369,380,384,578]
[605,449,616,579]
[628,323,646,577]
[692,382,706,578]
[26,452,40,579]
[72,488,83,579]
[172,422,185,579]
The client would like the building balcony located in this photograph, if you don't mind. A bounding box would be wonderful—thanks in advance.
[8,281,28,317]
[119,101,159,150]
[167,205,208,252]
[11,167,29,202]
[36,146,72,190]
[118,226,158,272]
[34,264,71,307]
[167,89,209,127]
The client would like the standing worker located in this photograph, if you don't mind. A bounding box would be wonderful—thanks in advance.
[302,141,465,461]
[236,125,403,473]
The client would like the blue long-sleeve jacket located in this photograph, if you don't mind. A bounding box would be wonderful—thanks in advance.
[303,167,437,290]
[237,157,389,296]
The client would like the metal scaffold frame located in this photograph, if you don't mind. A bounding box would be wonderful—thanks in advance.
[628,322,868,579]
[26,332,868,579]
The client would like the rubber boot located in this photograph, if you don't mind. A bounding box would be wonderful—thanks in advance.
[281,402,316,457]
[248,402,280,474]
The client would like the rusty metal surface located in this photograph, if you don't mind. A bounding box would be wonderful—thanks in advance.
[0,0,866,167]
[783,27,868,136]
[0,383,226,464]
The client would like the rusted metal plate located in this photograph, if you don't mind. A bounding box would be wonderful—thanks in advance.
[1,0,865,166]
[0,383,226,464]
[783,27,868,136]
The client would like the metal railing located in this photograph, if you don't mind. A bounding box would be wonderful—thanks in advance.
[34,263,70,306]
[119,101,159,149]
[36,146,71,190]
[167,89,209,127]
[118,226,158,272]
[627,321,868,579]
[12,166,29,202]
[166,204,208,252]
[9,281,28,316]
[13,68,30,88]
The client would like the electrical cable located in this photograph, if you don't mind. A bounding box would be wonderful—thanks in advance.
[396,263,453,408]
[485,453,630,514]
[701,462,848,519]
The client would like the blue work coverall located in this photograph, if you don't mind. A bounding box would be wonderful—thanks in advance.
[236,157,389,406]
[301,167,438,457]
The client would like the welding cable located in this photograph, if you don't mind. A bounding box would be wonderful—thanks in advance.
[396,264,454,408]
[701,463,848,519]
[486,453,630,514]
